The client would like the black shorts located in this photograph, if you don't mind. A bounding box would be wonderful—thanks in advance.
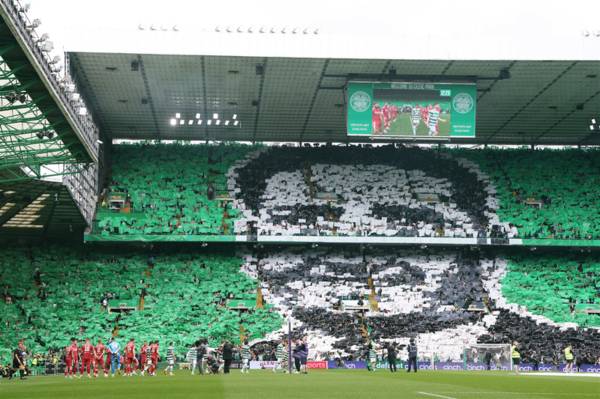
[512,358,520,365]
[566,359,573,364]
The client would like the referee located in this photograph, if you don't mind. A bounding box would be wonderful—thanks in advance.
[12,340,27,380]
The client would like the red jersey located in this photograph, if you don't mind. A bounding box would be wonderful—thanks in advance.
[140,344,148,360]
[150,343,159,359]
[125,342,136,358]
[82,343,94,358]
[95,343,105,359]
[383,105,390,121]
[69,344,79,360]
[65,346,72,361]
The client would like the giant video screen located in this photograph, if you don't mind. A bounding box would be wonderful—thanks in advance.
[347,82,476,139]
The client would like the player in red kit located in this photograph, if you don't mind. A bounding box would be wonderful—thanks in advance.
[67,339,79,378]
[140,341,148,373]
[382,103,391,131]
[64,344,72,378]
[124,338,136,376]
[81,338,94,377]
[150,340,159,376]
[372,104,384,134]
[94,339,108,377]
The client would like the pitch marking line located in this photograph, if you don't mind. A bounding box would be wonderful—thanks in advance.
[418,392,457,399]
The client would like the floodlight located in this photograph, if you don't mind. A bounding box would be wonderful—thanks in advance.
[232,114,237,120]
[175,113,181,118]
[188,119,193,125]
[592,118,597,125]
[170,118,176,126]
[195,113,201,119]
[207,120,212,125]
[37,33,49,42]
[213,113,218,119]
[225,120,230,126]
[197,120,202,125]
[233,120,239,126]
[591,125,595,131]
[216,120,221,125]
[179,120,185,125]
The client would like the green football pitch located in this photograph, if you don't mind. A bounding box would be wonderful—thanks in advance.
[1,370,599,399]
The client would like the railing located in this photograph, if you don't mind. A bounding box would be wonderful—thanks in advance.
[0,0,99,161]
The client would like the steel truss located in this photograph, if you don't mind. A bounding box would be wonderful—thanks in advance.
[0,52,86,183]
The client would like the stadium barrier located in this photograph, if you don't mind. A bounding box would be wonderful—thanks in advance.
[326,361,600,373]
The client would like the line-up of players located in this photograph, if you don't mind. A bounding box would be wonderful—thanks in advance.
[63,337,160,378]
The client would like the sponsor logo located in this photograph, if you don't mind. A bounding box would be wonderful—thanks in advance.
[307,361,327,369]
[442,365,463,371]
[584,367,600,373]
[466,364,487,371]
[349,91,371,113]
[452,92,474,114]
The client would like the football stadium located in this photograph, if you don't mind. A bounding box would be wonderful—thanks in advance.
[1,1,600,398]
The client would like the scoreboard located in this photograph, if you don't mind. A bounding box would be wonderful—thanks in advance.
[347,82,476,139]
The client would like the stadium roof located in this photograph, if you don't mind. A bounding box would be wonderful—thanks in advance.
[70,54,600,145]
[0,175,86,240]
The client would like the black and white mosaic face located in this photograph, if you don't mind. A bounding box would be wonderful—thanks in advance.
[241,249,496,359]
[229,147,509,238]
[230,147,600,362]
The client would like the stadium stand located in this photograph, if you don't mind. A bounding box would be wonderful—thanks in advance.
[452,148,600,240]
[0,247,281,361]
[230,145,511,238]
[498,254,600,327]
[94,143,255,237]
[92,145,600,243]
[242,248,600,362]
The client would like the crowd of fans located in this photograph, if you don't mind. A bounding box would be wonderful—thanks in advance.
[230,146,512,238]
[452,148,600,240]
[90,144,600,242]
[0,247,281,363]
[241,247,600,364]
[95,144,255,236]
[1,245,599,371]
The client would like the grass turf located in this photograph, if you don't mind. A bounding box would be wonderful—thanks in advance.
[1,370,599,399]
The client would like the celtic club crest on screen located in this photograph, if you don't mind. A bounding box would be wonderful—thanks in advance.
[349,91,371,112]
[452,92,474,114]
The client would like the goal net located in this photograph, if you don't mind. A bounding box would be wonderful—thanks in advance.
[463,344,512,371]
